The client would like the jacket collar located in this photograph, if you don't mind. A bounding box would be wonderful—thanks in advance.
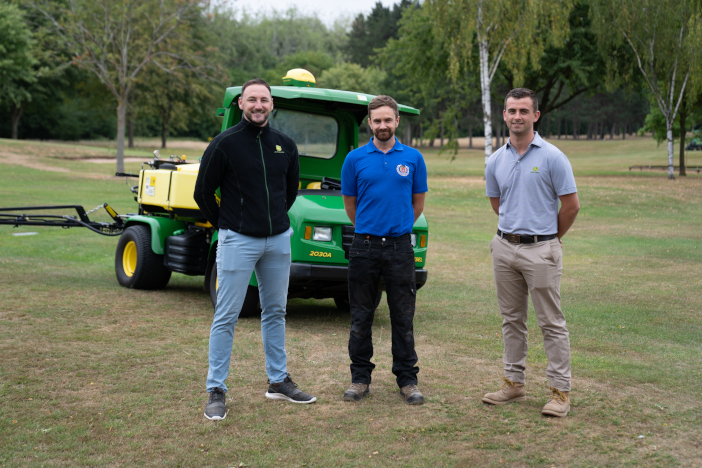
[240,117,271,136]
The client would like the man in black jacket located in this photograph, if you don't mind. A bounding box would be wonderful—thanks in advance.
[194,78,316,421]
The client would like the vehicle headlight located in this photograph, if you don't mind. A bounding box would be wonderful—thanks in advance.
[313,226,332,242]
[410,233,417,247]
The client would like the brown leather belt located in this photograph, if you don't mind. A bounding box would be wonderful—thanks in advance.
[497,229,557,244]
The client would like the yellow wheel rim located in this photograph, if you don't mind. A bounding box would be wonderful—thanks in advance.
[215,275,219,291]
[122,241,137,277]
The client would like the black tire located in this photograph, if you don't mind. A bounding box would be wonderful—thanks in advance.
[334,291,382,312]
[207,259,261,318]
[115,225,171,289]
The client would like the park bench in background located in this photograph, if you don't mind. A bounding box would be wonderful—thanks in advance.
[629,165,701,173]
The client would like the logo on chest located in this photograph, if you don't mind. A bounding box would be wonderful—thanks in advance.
[274,145,285,154]
[396,164,410,177]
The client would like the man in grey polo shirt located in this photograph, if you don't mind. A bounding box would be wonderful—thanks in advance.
[482,88,580,417]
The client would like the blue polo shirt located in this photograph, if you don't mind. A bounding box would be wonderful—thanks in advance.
[486,132,577,235]
[341,137,428,237]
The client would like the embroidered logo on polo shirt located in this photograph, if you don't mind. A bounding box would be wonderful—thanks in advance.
[396,164,410,177]
[274,145,285,154]
[531,166,539,173]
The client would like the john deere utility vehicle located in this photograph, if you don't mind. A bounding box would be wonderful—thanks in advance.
[0,69,429,316]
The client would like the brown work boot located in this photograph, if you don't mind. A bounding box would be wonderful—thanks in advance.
[400,384,424,405]
[541,388,570,417]
[342,383,369,402]
[482,377,526,405]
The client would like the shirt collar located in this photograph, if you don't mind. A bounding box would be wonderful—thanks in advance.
[366,137,404,154]
[506,131,543,150]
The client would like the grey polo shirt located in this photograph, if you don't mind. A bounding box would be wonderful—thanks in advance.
[486,132,577,235]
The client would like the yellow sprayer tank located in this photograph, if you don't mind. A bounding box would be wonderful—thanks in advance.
[137,162,201,213]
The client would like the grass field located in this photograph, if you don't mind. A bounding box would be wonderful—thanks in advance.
[1,136,701,467]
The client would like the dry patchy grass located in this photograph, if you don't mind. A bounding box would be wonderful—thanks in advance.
[1,139,701,467]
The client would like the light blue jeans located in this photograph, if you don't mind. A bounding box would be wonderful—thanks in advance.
[206,228,292,392]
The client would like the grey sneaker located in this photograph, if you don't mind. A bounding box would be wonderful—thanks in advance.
[204,388,227,420]
[400,384,424,405]
[265,376,317,404]
[342,383,370,402]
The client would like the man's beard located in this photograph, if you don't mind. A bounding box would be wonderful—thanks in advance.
[373,127,395,142]
[246,109,269,126]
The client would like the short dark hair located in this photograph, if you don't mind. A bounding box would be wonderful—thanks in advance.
[504,88,538,113]
[242,78,271,96]
[368,95,399,118]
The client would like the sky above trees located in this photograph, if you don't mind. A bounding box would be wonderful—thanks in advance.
[232,0,397,25]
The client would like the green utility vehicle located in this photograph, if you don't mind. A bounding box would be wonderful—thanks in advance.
[1,69,429,316]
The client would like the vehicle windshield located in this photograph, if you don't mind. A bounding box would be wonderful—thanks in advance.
[269,109,338,159]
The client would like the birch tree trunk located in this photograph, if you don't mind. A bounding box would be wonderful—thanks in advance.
[591,0,697,182]
[479,36,493,166]
[116,99,127,174]
[666,120,675,180]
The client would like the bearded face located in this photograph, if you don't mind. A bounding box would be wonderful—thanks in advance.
[239,84,273,126]
[368,106,399,142]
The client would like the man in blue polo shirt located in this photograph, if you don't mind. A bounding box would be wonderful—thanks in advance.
[482,88,580,417]
[340,95,428,405]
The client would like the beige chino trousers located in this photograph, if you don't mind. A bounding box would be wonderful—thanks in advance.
[490,234,571,391]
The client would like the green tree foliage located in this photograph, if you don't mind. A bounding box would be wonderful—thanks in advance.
[0,3,38,139]
[33,0,212,173]
[591,0,702,179]
[429,0,574,164]
[134,65,218,149]
[129,8,224,149]
[211,8,347,86]
[507,1,607,126]
[344,0,416,68]
[379,2,478,151]
[642,105,683,143]
[318,62,386,94]
[640,93,702,152]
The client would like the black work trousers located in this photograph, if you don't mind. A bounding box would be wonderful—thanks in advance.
[347,233,419,388]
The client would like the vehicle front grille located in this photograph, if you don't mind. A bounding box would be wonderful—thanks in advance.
[341,225,355,259]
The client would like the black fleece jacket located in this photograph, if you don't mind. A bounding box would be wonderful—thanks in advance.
[193,119,299,237]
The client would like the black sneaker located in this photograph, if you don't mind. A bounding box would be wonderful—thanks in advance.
[265,376,317,404]
[204,388,227,420]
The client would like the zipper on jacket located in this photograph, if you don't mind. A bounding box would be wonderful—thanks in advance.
[257,130,273,236]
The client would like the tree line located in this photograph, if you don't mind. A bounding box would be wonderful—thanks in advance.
[1,0,700,177]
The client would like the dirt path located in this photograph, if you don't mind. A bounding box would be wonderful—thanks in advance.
[0,150,71,173]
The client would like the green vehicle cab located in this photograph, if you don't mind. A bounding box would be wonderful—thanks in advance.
[115,69,429,316]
